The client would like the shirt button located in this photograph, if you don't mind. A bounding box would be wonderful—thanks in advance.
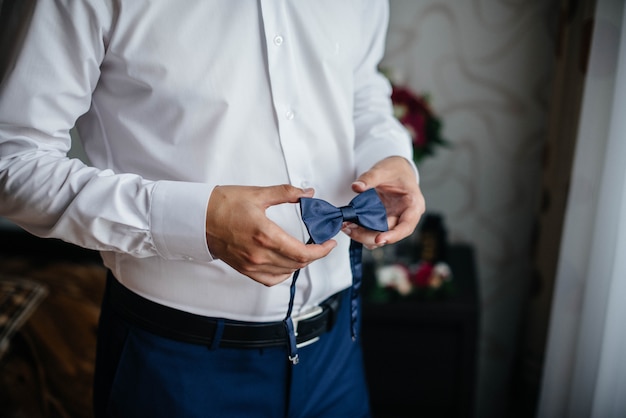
[273,35,284,46]
[285,110,295,120]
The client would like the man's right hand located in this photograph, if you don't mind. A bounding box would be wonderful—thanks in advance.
[205,184,337,286]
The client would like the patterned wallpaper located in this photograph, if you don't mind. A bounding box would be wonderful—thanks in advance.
[382,1,559,416]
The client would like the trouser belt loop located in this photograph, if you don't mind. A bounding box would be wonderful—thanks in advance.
[209,319,225,350]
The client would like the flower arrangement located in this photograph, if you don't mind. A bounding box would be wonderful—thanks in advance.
[366,213,455,302]
[383,69,448,164]
[374,261,453,300]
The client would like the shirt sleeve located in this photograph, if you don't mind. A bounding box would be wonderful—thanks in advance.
[0,1,213,261]
[352,0,420,182]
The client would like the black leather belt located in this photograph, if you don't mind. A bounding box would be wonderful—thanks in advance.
[106,273,342,349]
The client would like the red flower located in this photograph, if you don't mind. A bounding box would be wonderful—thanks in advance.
[389,83,447,164]
[411,262,434,288]
[391,86,432,147]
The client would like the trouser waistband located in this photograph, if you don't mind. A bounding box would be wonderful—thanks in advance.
[105,272,343,349]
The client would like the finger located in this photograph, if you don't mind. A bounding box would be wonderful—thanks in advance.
[250,243,337,279]
[236,218,336,267]
[261,221,337,264]
[352,164,383,191]
[242,237,341,286]
[238,236,337,286]
[219,237,335,286]
[346,221,412,249]
[352,156,414,192]
[376,220,415,244]
[376,202,424,244]
[342,224,383,249]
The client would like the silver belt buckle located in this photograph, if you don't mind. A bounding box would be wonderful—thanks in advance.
[292,305,324,348]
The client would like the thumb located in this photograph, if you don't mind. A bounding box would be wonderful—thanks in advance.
[352,156,412,193]
[352,170,380,193]
[261,184,315,207]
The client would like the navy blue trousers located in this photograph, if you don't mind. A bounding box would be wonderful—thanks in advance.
[93,277,372,418]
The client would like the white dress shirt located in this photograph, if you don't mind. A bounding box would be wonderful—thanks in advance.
[0,0,414,322]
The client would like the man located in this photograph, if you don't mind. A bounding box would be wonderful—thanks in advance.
[0,1,424,417]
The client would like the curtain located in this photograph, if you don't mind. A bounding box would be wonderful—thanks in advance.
[538,0,626,416]
[0,0,37,85]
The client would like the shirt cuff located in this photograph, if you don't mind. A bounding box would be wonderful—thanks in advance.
[150,180,214,262]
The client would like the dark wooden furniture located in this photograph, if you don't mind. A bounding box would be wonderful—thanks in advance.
[361,244,479,418]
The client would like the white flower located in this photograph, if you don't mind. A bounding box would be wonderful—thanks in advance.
[376,264,412,295]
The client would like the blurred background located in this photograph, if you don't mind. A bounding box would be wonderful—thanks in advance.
[377,0,626,417]
[380,1,558,416]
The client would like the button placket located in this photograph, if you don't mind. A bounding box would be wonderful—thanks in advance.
[259,0,311,230]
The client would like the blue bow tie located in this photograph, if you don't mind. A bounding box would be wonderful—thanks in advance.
[282,189,388,365]
[299,188,388,243]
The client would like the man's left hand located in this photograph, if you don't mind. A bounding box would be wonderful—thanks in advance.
[344,156,425,249]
